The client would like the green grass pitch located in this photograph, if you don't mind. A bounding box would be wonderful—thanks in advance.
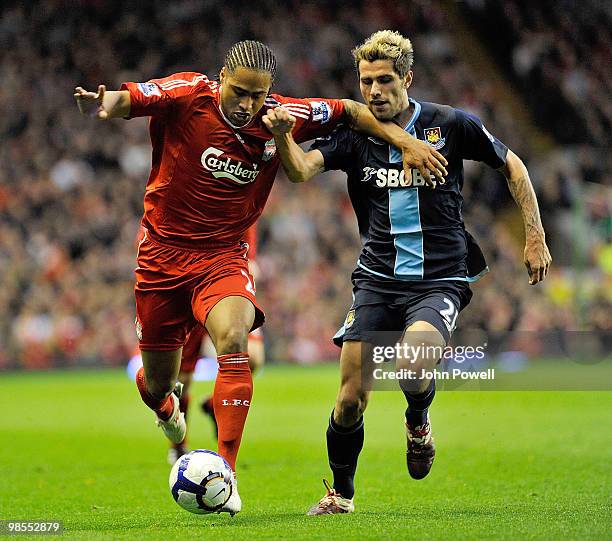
[1,364,610,540]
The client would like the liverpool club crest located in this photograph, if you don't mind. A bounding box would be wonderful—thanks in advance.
[263,138,277,161]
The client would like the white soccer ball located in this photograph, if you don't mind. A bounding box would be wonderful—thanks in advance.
[169,450,233,514]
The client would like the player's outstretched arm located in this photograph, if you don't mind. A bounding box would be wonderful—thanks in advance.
[263,107,324,183]
[499,150,552,285]
[342,100,448,187]
[74,85,131,119]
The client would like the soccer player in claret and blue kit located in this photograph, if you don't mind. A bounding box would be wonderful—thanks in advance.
[264,30,552,514]
[74,40,448,515]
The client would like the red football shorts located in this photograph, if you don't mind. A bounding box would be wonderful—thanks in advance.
[135,233,264,351]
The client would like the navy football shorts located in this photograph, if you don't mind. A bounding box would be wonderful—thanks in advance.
[333,278,472,347]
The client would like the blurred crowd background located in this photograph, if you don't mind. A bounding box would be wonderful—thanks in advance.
[0,0,609,369]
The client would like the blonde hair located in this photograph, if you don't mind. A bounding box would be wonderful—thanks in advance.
[352,30,414,78]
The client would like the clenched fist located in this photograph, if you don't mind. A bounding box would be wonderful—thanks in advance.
[263,107,296,136]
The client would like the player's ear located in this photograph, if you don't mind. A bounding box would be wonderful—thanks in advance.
[220,66,227,83]
[404,70,413,90]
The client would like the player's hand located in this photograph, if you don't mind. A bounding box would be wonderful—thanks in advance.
[524,234,552,285]
[263,107,296,136]
[74,85,109,119]
[400,137,448,188]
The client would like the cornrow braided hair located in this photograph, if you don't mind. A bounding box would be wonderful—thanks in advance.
[224,40,277,82]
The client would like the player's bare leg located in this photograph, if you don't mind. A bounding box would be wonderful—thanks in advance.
[204,295,256,515]
[205,296,255,468]
[397,321,446,479]
[166,325,206,463]
[333,341,371,427]
[308,341,370,515]
[136,349,186,444]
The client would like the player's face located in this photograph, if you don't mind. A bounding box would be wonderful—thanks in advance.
[358,60,413,121]
[219,66,272,126]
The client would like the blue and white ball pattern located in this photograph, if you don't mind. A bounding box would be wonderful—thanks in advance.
[169,450,233,514]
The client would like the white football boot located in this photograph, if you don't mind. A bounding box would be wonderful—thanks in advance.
[218,473,242,516]
[155,383,186,444]
[307,479,354,515]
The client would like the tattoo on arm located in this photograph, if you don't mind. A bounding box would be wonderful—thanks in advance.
[507,174,544,236]
[342,100,363,129]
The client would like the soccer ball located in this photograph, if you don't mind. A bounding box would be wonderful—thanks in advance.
[169,450,233,514]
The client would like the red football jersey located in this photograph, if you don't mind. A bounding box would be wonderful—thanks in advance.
[121,72,344,248]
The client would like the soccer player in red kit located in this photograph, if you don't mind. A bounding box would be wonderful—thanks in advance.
[172,224,265,464]
[132,225,264,465]
[74,40,447,515]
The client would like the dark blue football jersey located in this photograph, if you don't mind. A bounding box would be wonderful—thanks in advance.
[310,99,508,283]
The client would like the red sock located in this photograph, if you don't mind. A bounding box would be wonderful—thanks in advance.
[135,366,174,421]
[173,393,191,449]
[213,352,253,471]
